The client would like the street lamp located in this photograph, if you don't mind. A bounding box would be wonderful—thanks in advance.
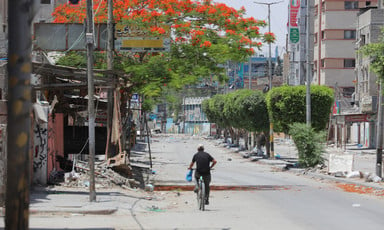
[254,1,283,159]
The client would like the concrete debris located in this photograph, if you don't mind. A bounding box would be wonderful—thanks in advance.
[365,173,382,183]
[240,152,250,158]
[60,159,140,189]
[250,156,262,162]
[346,171,363,178]
[333,171,346,178]
[64,171,80,183]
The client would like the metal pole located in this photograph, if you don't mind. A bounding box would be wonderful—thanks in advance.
[248,57,252,89]
[306,0,311,126]
[268,4,274,158]
[106,0,114,158]
[268,4,272,91]
[144,114,153,169]
[376,81,383,177]
[86,0,96,202]
[6,1,33,228]
[254,1,283,159]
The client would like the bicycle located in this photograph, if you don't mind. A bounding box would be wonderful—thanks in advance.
[196,175,206,211]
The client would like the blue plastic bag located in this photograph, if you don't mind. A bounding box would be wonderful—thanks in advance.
[186,169,193,182]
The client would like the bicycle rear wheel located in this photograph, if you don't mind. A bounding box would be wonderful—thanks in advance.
[196,182,201,209]
[200,179,205,211]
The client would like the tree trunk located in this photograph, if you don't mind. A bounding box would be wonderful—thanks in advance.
[229,128,235,145]
[244,130,249,150]
[235,129,240,146]
[265,133,270,158]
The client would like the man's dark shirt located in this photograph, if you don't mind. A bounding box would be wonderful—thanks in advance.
[192,151,214,175]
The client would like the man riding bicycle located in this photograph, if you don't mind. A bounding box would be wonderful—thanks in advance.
[188,144,217,205]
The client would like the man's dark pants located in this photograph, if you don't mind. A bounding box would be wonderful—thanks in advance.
[195,171,211,202]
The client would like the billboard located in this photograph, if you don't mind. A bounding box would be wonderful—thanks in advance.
[33,23,107,51]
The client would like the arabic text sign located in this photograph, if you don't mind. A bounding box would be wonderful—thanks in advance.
[115,24,170,52]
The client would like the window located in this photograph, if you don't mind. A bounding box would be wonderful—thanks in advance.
[345,1,359,9]
[361,35,366,45]
[366,1,371,6]
[344,30,356,39]
[314,33,318,43]
[344,59,355,68]
[41,0,51,4]
[321,31,325,39]
[321,59,325,68]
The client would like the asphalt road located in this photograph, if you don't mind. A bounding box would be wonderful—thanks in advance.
[5,134,384,230]
[139,134,384,230]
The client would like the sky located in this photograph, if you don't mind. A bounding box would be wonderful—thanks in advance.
[215,0,289,57]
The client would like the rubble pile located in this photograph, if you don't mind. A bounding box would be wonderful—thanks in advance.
[62,159,140,189]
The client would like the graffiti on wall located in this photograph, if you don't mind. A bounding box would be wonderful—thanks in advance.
[33,124,48,170]
[33,123,48,185]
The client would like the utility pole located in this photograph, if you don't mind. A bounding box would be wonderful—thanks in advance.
[6,1,33,228]
[376,81,383,177]
[254,1,283,159]
[306,0,312,126]
[86,0,96,202]
[248,57,252,89]
[376,0,383,180]
[106,0,114,158]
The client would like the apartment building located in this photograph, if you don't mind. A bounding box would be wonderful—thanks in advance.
[313,0,379,148]
[353,6,384,148]
[313,0,377,89]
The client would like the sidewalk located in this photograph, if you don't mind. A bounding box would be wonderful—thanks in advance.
[219,138,384,191]
[0,185,159,217]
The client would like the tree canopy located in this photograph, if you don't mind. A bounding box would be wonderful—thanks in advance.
[52,0,276,104]
[202,89,268,132]
[266,85,334,133]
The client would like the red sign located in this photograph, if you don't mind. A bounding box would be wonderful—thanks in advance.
[344,114,374,123]
[290,0,301,27]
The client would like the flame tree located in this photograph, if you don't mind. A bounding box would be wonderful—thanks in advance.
[52,0,275,102]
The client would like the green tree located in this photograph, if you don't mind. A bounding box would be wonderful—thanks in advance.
[203,89,269,149]
[266,85,334,133]
[359,27,384,80]
[236,90,269,132]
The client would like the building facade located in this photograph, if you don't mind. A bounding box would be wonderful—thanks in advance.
[313,0,376,88]
[288,0,315,86]
[312,0,379,148]
[353,7,384,148]
[0,0,68,189]
[228,54,282,91]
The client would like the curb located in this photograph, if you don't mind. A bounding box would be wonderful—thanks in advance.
[0,207,118,216]
[304,171,384,191]
[29,207,118,215]
[254,158,384,191]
